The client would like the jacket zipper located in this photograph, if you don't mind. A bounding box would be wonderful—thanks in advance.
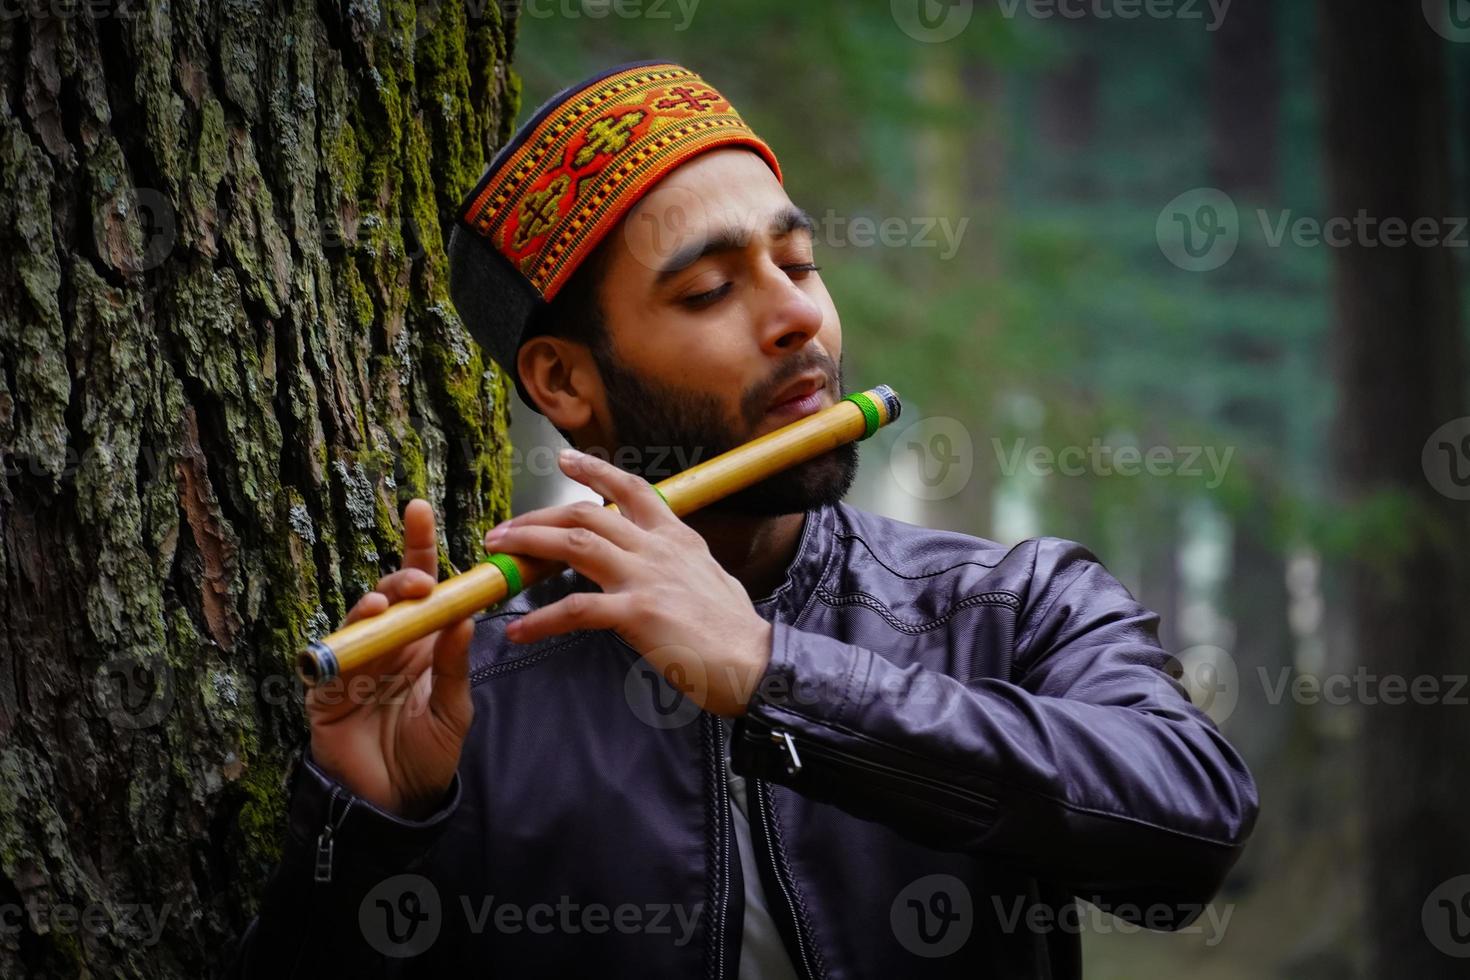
[745,718,1000,819]
[751,777,819,980]
[313,786,355,884]
[710,716,730,980]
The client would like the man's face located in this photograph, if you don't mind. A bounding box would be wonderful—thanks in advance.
[586,148,857,516]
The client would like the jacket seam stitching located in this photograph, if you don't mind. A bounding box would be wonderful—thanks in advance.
[814,587,1020,634]
[793,506,841,627]
[469,633,589,685]
[835,529,1003,580]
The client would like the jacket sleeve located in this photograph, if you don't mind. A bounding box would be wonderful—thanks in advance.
[730,537,1259,927]
[224,748,462,978]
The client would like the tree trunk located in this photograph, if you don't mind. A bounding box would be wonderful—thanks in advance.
[1208,0,1293,775]
[0,2,520,975]
[1319,3,1470,976]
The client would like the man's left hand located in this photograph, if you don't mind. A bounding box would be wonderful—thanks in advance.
[483,447,772,717]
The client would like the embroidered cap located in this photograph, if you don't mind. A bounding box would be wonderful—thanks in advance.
[447,60,783,413]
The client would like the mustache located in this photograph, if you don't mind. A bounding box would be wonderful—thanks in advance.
[741,350,842,427]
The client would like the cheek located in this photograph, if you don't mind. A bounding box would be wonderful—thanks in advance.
[814,290,842,359]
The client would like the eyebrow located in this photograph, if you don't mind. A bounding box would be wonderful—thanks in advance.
[653,205,817,285]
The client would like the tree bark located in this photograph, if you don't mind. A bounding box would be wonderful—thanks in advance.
[1319,3,1470,976]
[0,1,520,975]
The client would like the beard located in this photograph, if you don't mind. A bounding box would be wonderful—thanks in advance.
[585,346,860,517]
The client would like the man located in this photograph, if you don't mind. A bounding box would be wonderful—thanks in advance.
[230,61,1257,978]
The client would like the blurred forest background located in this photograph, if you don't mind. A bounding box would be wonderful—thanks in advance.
[506,1,1470,976]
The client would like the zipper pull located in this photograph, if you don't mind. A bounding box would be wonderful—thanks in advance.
[771,728,802,777]
[314,786,356,884]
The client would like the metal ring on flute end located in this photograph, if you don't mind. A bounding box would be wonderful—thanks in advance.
[299,641,339,687]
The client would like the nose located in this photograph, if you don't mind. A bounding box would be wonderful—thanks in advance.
[754,260,824,355]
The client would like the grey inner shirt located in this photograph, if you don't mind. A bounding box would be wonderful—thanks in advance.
[720,716,802,980]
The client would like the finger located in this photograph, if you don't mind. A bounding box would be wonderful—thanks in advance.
[558,449,671,529]
[375,567,438,604]
[485,524,631,588]
[507,591,628,644]
[401,498,439,577]
[484,501,645,553]
[428,617,475,735]
[345,591,390,625]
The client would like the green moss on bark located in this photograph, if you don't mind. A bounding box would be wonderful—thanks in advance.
[0,1,522,975]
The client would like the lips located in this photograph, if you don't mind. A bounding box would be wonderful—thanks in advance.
[764,372,831,424]
[766,372,827,413]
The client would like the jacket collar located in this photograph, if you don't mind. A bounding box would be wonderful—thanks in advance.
[751,501,837,626]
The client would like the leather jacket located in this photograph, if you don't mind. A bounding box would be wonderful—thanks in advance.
[228,500,1258,978]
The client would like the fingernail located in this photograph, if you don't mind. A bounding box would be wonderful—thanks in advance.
[485,528,506,546]
[559,448,583,467]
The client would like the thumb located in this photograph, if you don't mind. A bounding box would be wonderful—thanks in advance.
[427,616,474,736]
[401,498,440,578]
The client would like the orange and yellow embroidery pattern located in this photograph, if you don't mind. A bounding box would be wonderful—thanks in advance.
[459,63,782,301]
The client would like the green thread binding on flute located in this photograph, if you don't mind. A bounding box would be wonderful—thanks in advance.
[653,485,670,507]
[841,392,882,440]
[484,552,523,598]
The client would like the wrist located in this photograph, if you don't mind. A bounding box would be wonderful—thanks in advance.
[731,617,774,715]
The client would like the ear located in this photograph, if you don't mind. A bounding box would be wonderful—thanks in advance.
[516,335,599,431]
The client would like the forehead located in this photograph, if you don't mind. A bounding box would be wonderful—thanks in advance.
[625,147,791,238]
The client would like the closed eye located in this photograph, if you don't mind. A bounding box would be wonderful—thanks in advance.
[680,264,822,310]
[681,282,732,308]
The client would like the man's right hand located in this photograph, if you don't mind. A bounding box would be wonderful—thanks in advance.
[306,498,476,819]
